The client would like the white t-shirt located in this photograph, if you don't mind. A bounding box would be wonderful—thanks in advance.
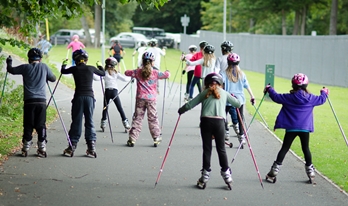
[146,47,165,70]
[137,46,147,67]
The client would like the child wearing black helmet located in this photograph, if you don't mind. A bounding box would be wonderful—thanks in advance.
[264,73,329,184]
[99,57,131,133]
[6,48,56,157]
[61,49,105,157]
[178,73,241,190]
[181,45,197,101]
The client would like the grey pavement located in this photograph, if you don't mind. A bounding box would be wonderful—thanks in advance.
[0,53,347,206]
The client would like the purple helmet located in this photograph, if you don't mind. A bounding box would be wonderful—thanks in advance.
[292,73,309,86]
[227,53,240,65]
[142,52,155,61]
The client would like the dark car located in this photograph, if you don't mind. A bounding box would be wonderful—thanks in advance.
[132,27,175,48]
[50,29,85,45]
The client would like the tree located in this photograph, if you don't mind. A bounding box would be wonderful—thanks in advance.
[329,0,338,34]
[0,0,169,47]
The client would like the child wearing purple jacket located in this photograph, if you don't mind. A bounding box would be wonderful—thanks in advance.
[264,73,329,183]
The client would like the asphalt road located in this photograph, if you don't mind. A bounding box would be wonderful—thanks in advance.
[0,54,347,206]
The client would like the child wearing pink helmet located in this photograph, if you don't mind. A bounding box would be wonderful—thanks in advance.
[67,35,85,66]
[264,73,329,183]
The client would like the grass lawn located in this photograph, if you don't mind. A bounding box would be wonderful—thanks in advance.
[2,43,348,192]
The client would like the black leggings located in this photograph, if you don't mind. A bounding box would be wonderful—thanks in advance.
[200,117,229,172]
[185,70,194,94]
[276,131,312,166]
[102,89,127,121]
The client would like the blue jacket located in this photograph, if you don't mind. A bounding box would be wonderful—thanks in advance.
[268,88,327,132]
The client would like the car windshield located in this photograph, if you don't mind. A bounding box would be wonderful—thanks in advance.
[153,30,165,37]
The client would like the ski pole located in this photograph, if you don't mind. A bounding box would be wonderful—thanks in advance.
[100,76,114,143]
[230,107,249,163]
[253,104,269,129]
[160,79,167,133]
[47,83,72,148]
[168,60,182,97]
[103,78,133,110]
[46,74,62,108]
[247,93,266,131]
[236,107,264,189]
[66,49,70,61]
[0,71,8,107]
[325,91,348,146]
[154,115,181,188]
[121,58,127,73]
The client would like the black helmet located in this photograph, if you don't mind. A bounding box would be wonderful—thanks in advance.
[199,41,208,49]
[105,57,118,67]
[204,73,223,87]
[203,44,215,54]
[72,49,88,63]
[27,48,43,61]
[142,52,155,61]
[221,41,234,52]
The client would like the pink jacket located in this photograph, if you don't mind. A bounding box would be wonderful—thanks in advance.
[67,41,85,52]
[125,67,170,101]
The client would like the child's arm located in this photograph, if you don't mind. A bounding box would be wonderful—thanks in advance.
[186,58,203,66]
[158,70,170,79]
[178,90,207,115]
[227,92,242,108]
[117,73,131,82]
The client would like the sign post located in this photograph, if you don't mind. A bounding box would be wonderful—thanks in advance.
[265,64,275,100]
[181,14,190,34]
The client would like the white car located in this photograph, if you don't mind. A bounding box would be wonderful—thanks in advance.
[166,32,181,48]
[109,32,149,48]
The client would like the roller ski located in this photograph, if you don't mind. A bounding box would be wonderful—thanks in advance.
[305,164,316,184]
[196,169,210,189]
[36,140,47,158]
[63,143,77,157]
[127,139,135,147]
[21,139,33,157]
[221,168,233,190]
[265,161,281,183]
[153,136,162,147]
[86,141,97,158]
[100,119,106,132]
[237,134,246,149]
[122,119,131,133]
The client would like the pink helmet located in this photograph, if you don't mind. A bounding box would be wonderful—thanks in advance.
[72,35,79,40]
[292,73,309,86]
[227,53,240,65]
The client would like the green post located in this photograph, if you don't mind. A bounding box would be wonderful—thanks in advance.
[265,64,275,100]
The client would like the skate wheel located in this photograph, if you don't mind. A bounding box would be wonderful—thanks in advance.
[22,151,28,157]
[94,153,97,158]
[70,152,74,157]
[266,175,276,183]
[154,143,158,147]
[241,144,244,149]
[196,182,206,189]
[44,152,47,158]
[308,178,313,184]
[227,183,232,190]
[229,143,233,148]
[101,127,105,132]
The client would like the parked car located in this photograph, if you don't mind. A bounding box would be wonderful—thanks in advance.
[109,32,149,48]
[166,33,181,49]
[132,27,175,48]
[50,29,85,45]
[79,29,105,45]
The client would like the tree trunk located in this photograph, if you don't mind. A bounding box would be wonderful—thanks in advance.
[80,15,92,47]
[292,10,300,35]
[329,0,338,35]
[282,9,286,35]
[94,4,102,48]
[249,18,255,34]
[300,6,307,35]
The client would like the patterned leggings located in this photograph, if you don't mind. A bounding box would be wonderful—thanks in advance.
[129,99,161,141]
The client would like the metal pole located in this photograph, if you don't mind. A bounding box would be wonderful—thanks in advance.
[223,0,227,41]
[101,0,106,62]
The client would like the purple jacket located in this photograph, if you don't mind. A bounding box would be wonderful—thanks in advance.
[268,88,327,132]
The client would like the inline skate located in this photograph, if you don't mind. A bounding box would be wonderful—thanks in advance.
[221,168,233,190]
[86,140,97,158]
[127,139,135,147]
[237,134,246,149]
[63,143,77,157]
[37,140,47,158]
[100,119,106,132]
[153,136,162,147]
[21,139,33,157]
[123,119,131,133]
[266,161,281,183]
[197,169,210,189]
[305,164,316,184]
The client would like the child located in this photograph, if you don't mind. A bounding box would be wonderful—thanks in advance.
[67,35,85,66]
[6,48,56,157]
[178,73,241,190]
[215,41,237,139]
[186,41,207,101]
[220,53,255,146]
[36,35,52,58]
[132,41,147,67]
[264,73,329,183]
[185,44,217,98]
[124,52,170,147]
[181,45,197,101]
[146,39,166,70]
[109,40,125,72]
[99,57,131,133]
[61,49,105,157]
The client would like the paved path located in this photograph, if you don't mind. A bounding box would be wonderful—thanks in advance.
[0,53,347,206]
